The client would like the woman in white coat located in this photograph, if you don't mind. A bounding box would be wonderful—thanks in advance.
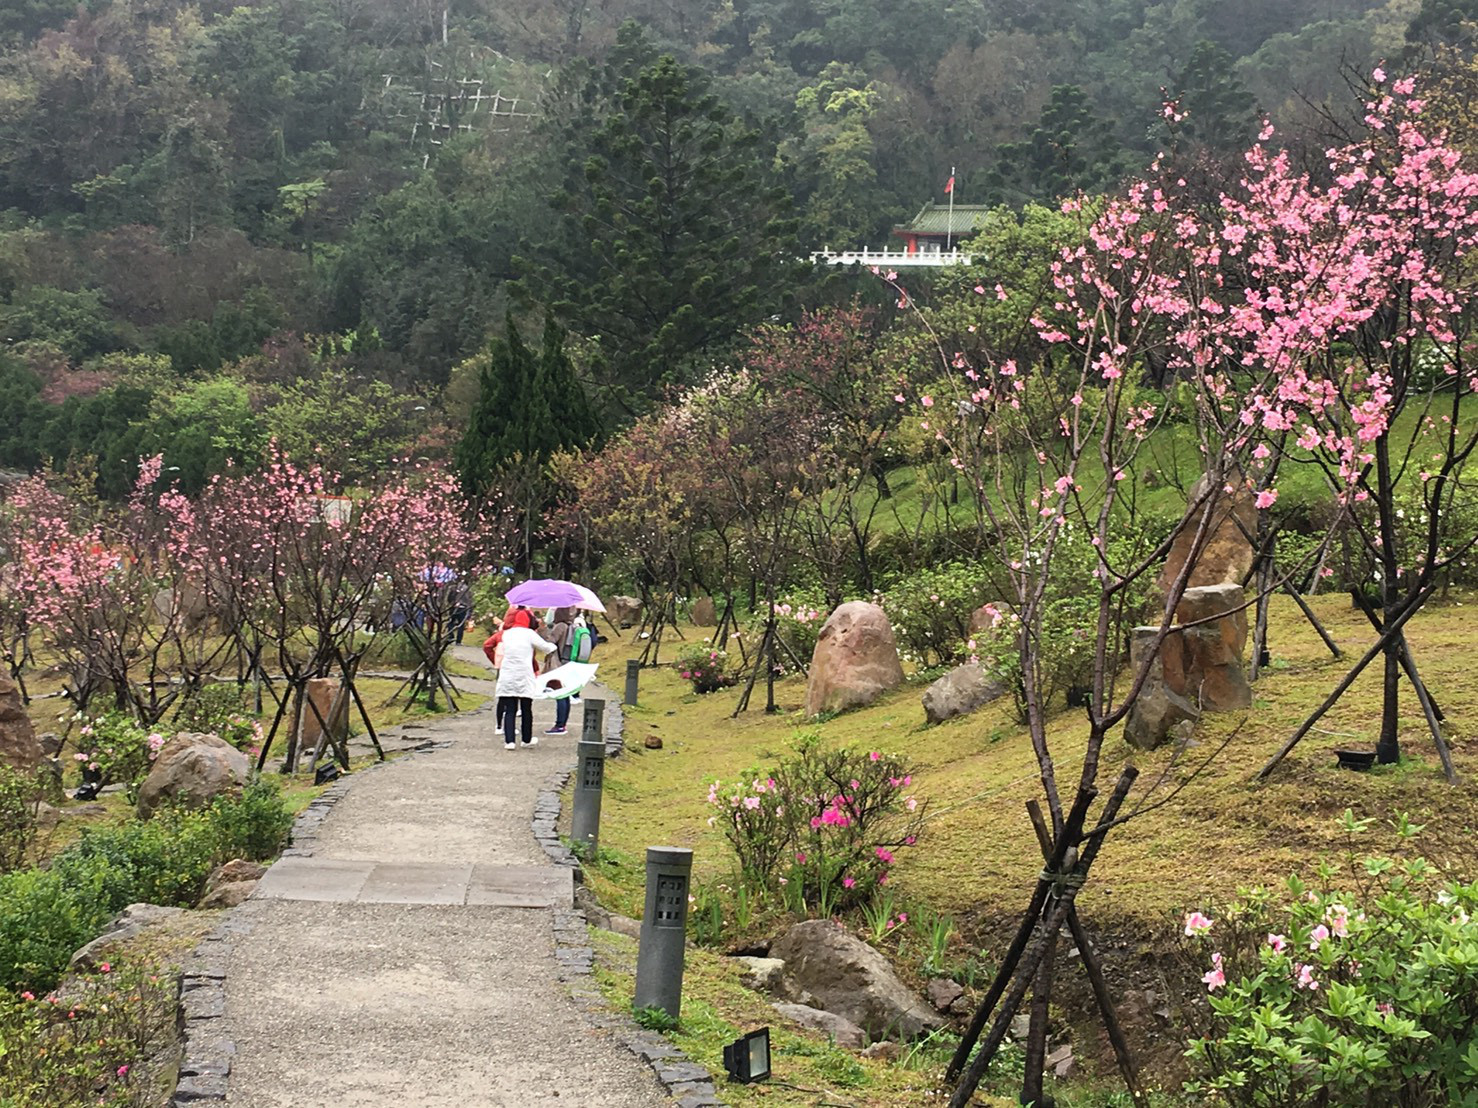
[495,609,558,749]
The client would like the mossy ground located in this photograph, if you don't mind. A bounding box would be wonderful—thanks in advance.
[576,594,1478,1104]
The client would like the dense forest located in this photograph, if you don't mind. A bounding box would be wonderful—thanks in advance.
[0,0,1470,494]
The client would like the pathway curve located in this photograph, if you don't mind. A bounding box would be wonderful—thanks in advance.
[219,654,668,1107]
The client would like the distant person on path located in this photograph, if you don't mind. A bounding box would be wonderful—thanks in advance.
[493,608,557,749]
[450,579,474,643]
[545,606,576,735]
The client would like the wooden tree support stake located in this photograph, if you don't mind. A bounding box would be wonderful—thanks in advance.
[948,768,1138,1108]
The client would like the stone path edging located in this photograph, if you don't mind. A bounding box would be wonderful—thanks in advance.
[536,703,729,1108]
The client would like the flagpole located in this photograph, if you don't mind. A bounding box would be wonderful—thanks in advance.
[947,164,956,253]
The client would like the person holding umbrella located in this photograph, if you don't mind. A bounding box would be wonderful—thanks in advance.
[493,609,557,750]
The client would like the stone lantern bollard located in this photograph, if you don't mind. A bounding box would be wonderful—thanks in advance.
[571,704,606,858]
[634,847,693,1020]
[624,658,640,706]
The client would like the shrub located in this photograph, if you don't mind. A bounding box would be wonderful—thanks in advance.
[0,765,41,874]
[674,642,736,694]
[877,560,997,668]
[71,712,162,799]
[174,684,262,752]
[0,779,292,992]
[707,734,927,914]
[0,960,177,1107]
[752,589,828,672]
[1181,811,1478,1108]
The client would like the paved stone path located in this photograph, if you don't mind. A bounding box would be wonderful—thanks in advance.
[220,658,669,1107]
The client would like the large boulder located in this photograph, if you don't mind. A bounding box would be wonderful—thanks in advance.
[150,581,211,631]
[609,596,644,629]
[137,732,249,819]
[1123,584,1252,749]
[689,597,717,627]
[770,920,943,1041]
[922,662,1004,724]
[1156,473,1258,592]
[0,673,41,772]
[71,903,185,970]
[804,602,905,718]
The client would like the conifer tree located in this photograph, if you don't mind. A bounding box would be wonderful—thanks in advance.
[456,317,536,496]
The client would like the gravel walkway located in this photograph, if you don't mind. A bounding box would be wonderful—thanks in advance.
[221,670,669,1107]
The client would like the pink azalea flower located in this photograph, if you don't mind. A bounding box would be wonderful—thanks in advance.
[1295,963,1319,990]
[1202,952,1226,992]
[1267,933,1287,952]
[1309,924,1330,950]
[1183,911,1214,937]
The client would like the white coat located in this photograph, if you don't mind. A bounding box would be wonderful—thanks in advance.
[494,626,557,698]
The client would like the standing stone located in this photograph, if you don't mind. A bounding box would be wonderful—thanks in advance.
[298,677,346,750]
[804,602,905,718]
[1124,583,1252,749]
[1156,473,1258,592]
[922,662,1004,724]
[137,733,250,818]
[1175,583,1253,711]
[689,597,717,627]
[0,673,41,772]
[1124,628,1200,751]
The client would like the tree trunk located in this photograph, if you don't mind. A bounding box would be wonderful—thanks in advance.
[1021,926,1057,1107]
[1377,637,1401,764]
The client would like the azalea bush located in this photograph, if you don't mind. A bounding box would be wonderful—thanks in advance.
[758,591,828,672]
[71,712,163,799]
[674,642,735,694]
[707,734,926,914]
[0,959,177,1107]
[0,779,292,991]
[1180,811,1478,1107]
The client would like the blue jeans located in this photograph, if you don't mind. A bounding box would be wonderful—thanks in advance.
[555,696,571,730]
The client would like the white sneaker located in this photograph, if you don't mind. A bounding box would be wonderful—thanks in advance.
[523,736,538,747]
[504,741,515,750]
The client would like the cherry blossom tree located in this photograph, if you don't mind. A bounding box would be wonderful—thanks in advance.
[937,75,1478,1106]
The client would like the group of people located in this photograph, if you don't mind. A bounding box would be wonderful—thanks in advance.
[481,605,592,749]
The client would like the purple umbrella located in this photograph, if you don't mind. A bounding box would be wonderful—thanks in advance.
[504,578,606,612]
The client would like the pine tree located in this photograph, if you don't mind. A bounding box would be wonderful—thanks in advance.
[536,317,602,452]
[457,316,601,496]
[457,317,536,496]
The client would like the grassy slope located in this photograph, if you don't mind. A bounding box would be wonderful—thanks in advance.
[580,593,1478,1103]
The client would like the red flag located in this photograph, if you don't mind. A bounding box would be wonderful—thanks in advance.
[944,174,955,195]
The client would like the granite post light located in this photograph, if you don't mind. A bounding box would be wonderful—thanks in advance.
[581,697,606,745]
[570,701,607,857]
[633,846,692,1020]
[624,658,640,706]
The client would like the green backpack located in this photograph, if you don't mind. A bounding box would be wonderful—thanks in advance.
[568,624,595,663]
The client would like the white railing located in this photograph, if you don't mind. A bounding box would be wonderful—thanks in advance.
[809,248,976,267]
